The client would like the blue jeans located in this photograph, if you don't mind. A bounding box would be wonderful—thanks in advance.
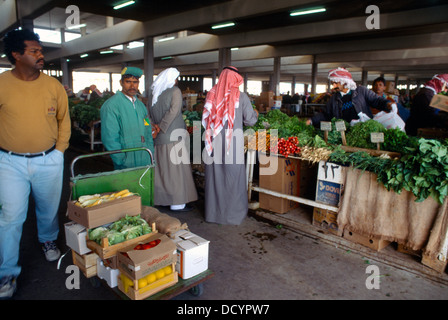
[0,149,64,278]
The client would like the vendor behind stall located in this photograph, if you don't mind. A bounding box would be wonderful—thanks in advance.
[307,68,394,127]
[406,74,448,136]
[371,77,410,122]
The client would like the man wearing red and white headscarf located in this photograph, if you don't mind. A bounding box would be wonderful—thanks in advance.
[406,74,448,136]
[201,66,258,225]
[308,67,394,126]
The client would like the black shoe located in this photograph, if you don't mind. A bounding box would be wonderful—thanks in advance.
[170,204,194,212]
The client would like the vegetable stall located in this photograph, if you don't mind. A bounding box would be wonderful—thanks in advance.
[244,109,448,275]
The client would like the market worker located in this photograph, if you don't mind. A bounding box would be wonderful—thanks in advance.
[100,66,156,169]
[149,68,198,212]
[202,66,258,225]
[371,76,410,122]
[406,74,448,136]
[307,67,394,127]
[0,29,71,299]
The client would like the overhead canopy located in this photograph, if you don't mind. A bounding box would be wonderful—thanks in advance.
[0,0,447,85]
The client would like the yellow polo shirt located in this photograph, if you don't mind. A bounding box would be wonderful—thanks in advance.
[0,70,71,153]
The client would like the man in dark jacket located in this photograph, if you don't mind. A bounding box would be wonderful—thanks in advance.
[406,74,448,136]
[307,68,394,127]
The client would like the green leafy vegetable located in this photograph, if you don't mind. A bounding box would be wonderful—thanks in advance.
[88,214,152,245]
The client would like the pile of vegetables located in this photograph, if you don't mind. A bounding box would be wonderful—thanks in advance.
[69,93,112,128]
[272,136,301,158]
[74,189,135,208]
[88,214,152,246]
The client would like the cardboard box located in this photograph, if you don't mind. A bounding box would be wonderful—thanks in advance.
[67,194,142,229]
[343,230,390,251]
[117,233,177,279]
[259,154,300,214]
[430,93,448,112]
[172,230,209,279]
[117,264,178,300]
[64,222,91,255]
[312,207,340,236]
[315,161,344,207]
[385,81,395,94]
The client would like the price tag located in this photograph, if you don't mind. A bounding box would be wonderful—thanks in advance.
[370,132,384,143]
[320,121,332,131]
[335,121,346,132]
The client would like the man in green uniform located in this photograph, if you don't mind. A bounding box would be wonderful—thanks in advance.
[100,67,155,169]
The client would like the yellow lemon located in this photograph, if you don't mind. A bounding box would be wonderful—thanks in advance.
[146,273,156,283]
[155,269,165,279]
[163,265,172,275]
[121,274,134,287]
[138,278,148,289]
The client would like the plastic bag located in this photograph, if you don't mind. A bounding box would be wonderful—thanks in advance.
[373,104,405,131]
[350,112,371,126]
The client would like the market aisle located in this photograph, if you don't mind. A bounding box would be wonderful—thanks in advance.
[10,147,448,300]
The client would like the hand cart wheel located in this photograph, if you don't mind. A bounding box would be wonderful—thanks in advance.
[188,283,204,297]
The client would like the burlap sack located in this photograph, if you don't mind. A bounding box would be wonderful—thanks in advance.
[141,206,188,236]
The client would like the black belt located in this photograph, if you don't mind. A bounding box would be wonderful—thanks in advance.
[0,145,56,158]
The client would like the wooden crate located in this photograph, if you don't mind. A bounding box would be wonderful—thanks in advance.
[343,230,390,252]
[396,243,422,258]
[421,253,448,273]
[86,222,157,259]
[118,264,178,300]
[72,250,98,278]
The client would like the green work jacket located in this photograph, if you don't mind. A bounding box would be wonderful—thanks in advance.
[100,91,154,169]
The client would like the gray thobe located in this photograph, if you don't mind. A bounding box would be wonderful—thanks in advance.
[204,92,258,225]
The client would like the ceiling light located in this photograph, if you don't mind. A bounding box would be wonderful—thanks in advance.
[113,1,135,10]
[100,50,114,54]
[67,23,86,30]
[161,56,173,60]
[231,47,239,51]
[110,45,124,50]
[158,36,175,42]
[290,7,326,16]
[211,22,235,29]
[127,41,144,49]
[80,54,89,58]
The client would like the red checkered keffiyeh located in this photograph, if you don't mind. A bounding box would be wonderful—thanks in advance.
[425,74,448,94]
[328,67,357,91]
[202,67,243,156]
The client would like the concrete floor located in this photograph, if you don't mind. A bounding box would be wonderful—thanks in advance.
[8,146,448,300]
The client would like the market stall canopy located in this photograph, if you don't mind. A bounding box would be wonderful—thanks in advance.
[0,0,447,84]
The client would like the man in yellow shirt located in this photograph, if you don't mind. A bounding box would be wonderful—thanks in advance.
[0,29,71,299]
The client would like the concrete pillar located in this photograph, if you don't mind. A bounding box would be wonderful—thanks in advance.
[361,69,368,86]
[244,73,248,94]
[212,69,217,86]
[292,76,296,95]
[143,36,154,107]
[273,57,281,96]
[218,48,231,74]
[311,57,317,95]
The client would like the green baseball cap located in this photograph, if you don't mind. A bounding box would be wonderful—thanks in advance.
[121,66,143,78]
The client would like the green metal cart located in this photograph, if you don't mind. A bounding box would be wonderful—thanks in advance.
[69,147,214,298]
[70,147,155,206]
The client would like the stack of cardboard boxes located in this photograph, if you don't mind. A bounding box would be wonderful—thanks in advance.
[65,192,209,300]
